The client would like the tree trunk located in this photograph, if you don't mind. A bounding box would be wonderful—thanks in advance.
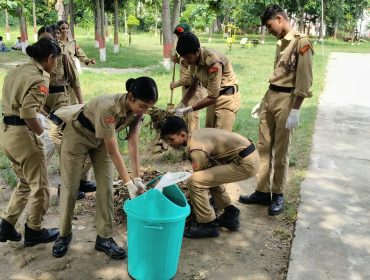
[99,0,106,62]
[171,0,181,42]
[333,19,338,39]
[69,0,75,38]
[260,26,266,44]
[32,0,37,41]
[94,6,99,47]
[5,9,10,41]
[216,17,222,33]
[319,0,324,41]
[63,3,69,21]
[124,9,128,35]
[18,7,28,54]
[105,12,109,42]
[299,10,305,33]
[162,0,172,69]
[113,0,119,53]
[55,0,64,21]
[155,5,158,36]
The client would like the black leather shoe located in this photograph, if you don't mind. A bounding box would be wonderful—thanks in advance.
[238,191,271,205]
[52,233,72,258]
[24,224,59,247]
[0,219,22,242]
[95,236,126,260]
[79,180,96,193]
[76,191,85,200]
[268,193,284,216]
[218,205,240,231]
[184,220,219,238]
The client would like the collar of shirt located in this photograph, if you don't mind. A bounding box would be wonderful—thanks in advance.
[277,30,299,47]
[30,58,50,79]
[197,47,207,66]
[114,93,130,118]
[185,132,193,153]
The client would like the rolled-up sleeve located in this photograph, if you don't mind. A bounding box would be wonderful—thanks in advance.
[189,150,209,171]
[20,79,49,119]
[206,63,223,98]
[94,110,117,139]
[293,38,313,98]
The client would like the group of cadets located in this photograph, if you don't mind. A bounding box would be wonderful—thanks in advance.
[0,4,313,260]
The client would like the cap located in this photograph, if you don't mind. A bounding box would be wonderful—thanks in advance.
[173,23,191,35]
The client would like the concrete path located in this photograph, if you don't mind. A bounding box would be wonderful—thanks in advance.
[287,52,370,280]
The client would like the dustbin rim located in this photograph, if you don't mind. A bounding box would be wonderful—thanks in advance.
[123,188,190,223]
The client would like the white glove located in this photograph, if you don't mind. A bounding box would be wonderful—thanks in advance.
[37,113,49,129]
[37,130,55,162]
[125,180,139,199]
[133,177,147,191]
[175,102,185,110]
[174,106,193,117]
[286,109,300,129]
[251,101,262,119]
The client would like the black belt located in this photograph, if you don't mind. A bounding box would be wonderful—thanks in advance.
[3,115,26,126]
[49,113,63,126]
[238,144,256,158]
[77,111,95,133]
[269,84,293,93]
[220,86,238,96]
[49,85,66,94]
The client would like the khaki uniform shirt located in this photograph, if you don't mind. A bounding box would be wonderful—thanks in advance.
[186,128,250,171]
[189,47,237,98]
[59,39,92,65]
[50,45,80,89]
[82,93,140,139]
[173,58,191,88]
[269,30,314,98]
[2,60,50,118]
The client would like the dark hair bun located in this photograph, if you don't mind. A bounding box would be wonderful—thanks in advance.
[26,45,38,58]
[26,38,61,62]
[125,78,136,92]
[127,76,158,103]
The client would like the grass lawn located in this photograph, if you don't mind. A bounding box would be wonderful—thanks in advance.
[0,28,370,222]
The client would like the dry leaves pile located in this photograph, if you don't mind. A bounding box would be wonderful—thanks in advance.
[146,107,174,132]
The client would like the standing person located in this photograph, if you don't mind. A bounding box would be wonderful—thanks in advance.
[0,38,61,245]
[160,116,260,238]
[52,77,158,259]
[174,32,241,131]
[170,23,206,133]
[239,5,314,216]
[43,25,95,197]
[57,20,95,105]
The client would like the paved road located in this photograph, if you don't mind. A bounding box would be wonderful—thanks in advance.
[287,52,370,280]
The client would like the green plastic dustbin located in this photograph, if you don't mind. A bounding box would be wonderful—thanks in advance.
[123,183,190,280]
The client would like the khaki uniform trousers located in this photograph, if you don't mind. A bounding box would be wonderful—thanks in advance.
[67,86,78,105]
[47,120,92,181]
[44,91,69,113]
[187,150,260,223]
[59,120,114,238]
[0,124,49,231]
[256,90,294,194]
[205,91,241,131]
[183,86,206,133]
